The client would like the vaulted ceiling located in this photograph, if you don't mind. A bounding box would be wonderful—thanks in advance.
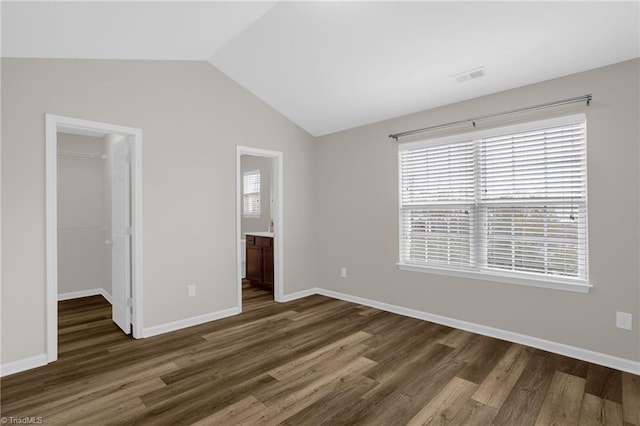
[2,1,639,136]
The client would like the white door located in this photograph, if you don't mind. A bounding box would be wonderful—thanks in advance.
[111,136,131,334]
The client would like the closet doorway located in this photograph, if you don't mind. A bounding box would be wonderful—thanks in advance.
[45,115,143,364]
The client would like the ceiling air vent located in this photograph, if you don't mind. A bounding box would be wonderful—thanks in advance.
[453,67,485,83]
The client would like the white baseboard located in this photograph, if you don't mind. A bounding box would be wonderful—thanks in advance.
[8,288,637,377]
[99,289,113,305]
[315,288,640,375]
[58,288,113,305]
[281,287,319,302]
[0,354,47,377]
[142,307,240,338]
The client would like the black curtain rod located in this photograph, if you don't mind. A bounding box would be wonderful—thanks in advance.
[389,94,592,141]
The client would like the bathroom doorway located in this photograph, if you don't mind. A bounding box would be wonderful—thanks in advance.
[236,146,283,309]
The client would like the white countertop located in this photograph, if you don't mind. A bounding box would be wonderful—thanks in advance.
[245,231,274,238]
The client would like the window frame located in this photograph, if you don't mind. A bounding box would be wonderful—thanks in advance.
[397,114,591,293]
[242,169,261,218]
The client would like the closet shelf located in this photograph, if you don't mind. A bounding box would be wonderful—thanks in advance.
[57,150,106,160]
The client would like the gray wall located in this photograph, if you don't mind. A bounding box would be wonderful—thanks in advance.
[241,154,272,235]
[314,59,640,362]
[2,56,638,368]
[57,133,111,296]
[1,58,317,365]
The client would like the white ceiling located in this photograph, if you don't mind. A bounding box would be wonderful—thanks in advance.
[1,1,277,60]
[3,1,639,136]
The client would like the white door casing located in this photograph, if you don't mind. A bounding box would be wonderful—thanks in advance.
[110,135,132,334]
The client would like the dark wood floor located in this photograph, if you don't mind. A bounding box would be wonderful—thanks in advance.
[1,283,639,425]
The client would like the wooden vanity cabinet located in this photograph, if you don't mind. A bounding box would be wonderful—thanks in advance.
[246,235,274,291]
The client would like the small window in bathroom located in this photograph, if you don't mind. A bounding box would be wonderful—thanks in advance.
[243,170,261,217]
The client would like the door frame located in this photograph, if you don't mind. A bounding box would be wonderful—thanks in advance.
[45,114,144,363]
[236,146,284,307]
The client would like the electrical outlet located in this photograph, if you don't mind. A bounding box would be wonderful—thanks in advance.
[341,267,347,278]
[188,284,196,298]
[616,311,632,330]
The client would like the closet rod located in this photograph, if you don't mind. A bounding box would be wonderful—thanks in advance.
[388,94,592,141]
[57,150,106,160]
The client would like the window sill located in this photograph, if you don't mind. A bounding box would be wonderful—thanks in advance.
[396,263,591,294]
[243,214,261,219]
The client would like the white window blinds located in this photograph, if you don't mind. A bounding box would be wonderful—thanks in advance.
[243,170,261,216]
[399,115,588,284]
[399,141,475,267]
[479,122,587,279]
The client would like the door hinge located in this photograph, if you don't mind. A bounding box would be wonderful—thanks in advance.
[126,297,133,307]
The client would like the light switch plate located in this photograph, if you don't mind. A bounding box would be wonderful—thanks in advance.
[341,267,347,278]
[188,284,196,297]
[616,312,632,330]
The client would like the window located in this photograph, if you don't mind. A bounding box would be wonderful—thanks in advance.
[243,170,261,217]
[398,115,588,291]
